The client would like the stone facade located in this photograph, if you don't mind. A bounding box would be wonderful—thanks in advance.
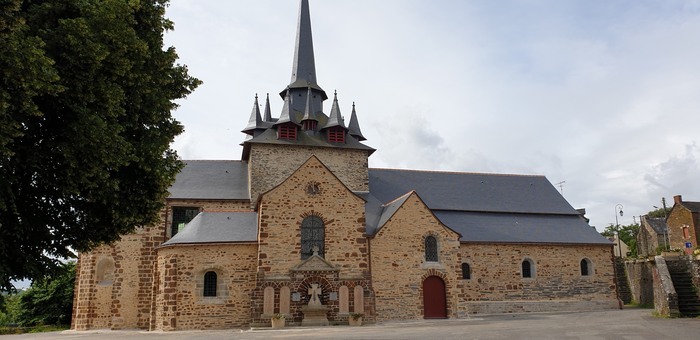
[251,156,374,326]
[370,192,461,321]
[154,244,258,330]
[248,143,370,202]
[71,223,164,330]
[667,195,700,255]
[457,243,619,314]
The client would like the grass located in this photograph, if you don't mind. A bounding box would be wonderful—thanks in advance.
[0,324,70,335]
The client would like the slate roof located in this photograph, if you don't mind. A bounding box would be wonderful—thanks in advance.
[165,162,609,245]
[366,168,610,245]
[368,168,575,214]
[168,160,249,200]
[241,126,374,160]
[161,212,257,246]
[644,217,667,235]
[680,201,700,213]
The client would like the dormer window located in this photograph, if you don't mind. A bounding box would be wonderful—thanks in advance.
[302,120,317,131]
[277,123,297,140]
[327,127,345,143]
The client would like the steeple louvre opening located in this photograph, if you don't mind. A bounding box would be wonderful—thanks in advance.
[327,127,345,144]
[277,123,298,141]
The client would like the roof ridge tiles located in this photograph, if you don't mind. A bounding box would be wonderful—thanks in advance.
[181,159,242,162]
[381,190,415,207]
[369,167,544,178]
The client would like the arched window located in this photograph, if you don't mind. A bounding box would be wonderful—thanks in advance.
[581,258,592,276]
[461,263,471,280]
[203,271,217,297]
[301,215,325,259]
[521,259,534,278]
[425,236,438,262]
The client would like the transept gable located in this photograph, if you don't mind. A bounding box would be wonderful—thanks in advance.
[372,191,461,240]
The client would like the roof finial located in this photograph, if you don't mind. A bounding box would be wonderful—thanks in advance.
[263,93,272,122]
[242,94,264,135]
[348,101,366,141]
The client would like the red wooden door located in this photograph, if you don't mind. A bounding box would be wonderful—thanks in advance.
[423,276,447,318]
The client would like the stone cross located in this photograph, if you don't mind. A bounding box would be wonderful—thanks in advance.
[308,283,322,307]
[312,245,320,256]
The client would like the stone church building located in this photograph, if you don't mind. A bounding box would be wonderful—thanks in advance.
[71,0,619,331]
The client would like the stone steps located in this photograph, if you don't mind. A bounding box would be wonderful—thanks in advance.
[668,262,700,317]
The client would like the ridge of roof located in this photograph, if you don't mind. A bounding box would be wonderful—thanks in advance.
[369,167,545,178]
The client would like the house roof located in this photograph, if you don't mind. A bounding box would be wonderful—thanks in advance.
[644,217,667,235]
[680,201,700,213]
[161,211,257,246]
[168,160,249,200]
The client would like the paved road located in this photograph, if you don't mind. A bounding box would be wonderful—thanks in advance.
[4,309,698,339]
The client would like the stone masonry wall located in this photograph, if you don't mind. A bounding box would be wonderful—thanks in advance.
[667,207,697,254]
[154,244,258,330]
[370,192,462,321]
[457,243,619,314]
[256,156,369,278]
[73,199,250,330]
[72,223,165,330]
[624,259,655,306]
[253,156,374,325]
[248,144,370,202]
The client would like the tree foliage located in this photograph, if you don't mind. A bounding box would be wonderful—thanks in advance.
[601,223,640,257]
[0,0,200,290]
[17,262,75,326]
[647,207,670,219]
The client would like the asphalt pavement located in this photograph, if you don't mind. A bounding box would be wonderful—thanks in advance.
[3,308,698,339]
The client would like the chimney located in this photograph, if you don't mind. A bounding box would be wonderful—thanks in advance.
[673,195,682,204]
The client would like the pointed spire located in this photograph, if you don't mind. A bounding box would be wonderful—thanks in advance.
[301,87,315,121]
[263,93,272,122]
[291,0,317,86]
[347,102,366,141]
[280,0,327,101]
[323,90,346,129]
[242,94,263,135]
[274,89,298,126]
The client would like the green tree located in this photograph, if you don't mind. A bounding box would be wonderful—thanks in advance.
[0,292,20,326]
[601,223,640,257]
[647,207,670,219]
[16,262,75,326]
[0,0,200,290]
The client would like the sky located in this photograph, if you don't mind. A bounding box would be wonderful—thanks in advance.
[163,0,700,232]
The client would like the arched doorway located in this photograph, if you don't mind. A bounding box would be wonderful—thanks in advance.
[423,275,447,318]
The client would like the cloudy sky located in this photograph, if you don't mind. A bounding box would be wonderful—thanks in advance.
[164,0,700,231]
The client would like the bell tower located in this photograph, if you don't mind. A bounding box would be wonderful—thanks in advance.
[241,0,374,202]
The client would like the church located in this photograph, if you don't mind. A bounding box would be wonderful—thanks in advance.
[71,0,619,331]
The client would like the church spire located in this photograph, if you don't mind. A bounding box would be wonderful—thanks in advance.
[275,89,297,126]
[301,86,318,130]
[280,0,327,103]
[347,102,366,141]
[263,93,272,122]
[242,94,263,135]
[324,90,345,129]
[291,0,317,86]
